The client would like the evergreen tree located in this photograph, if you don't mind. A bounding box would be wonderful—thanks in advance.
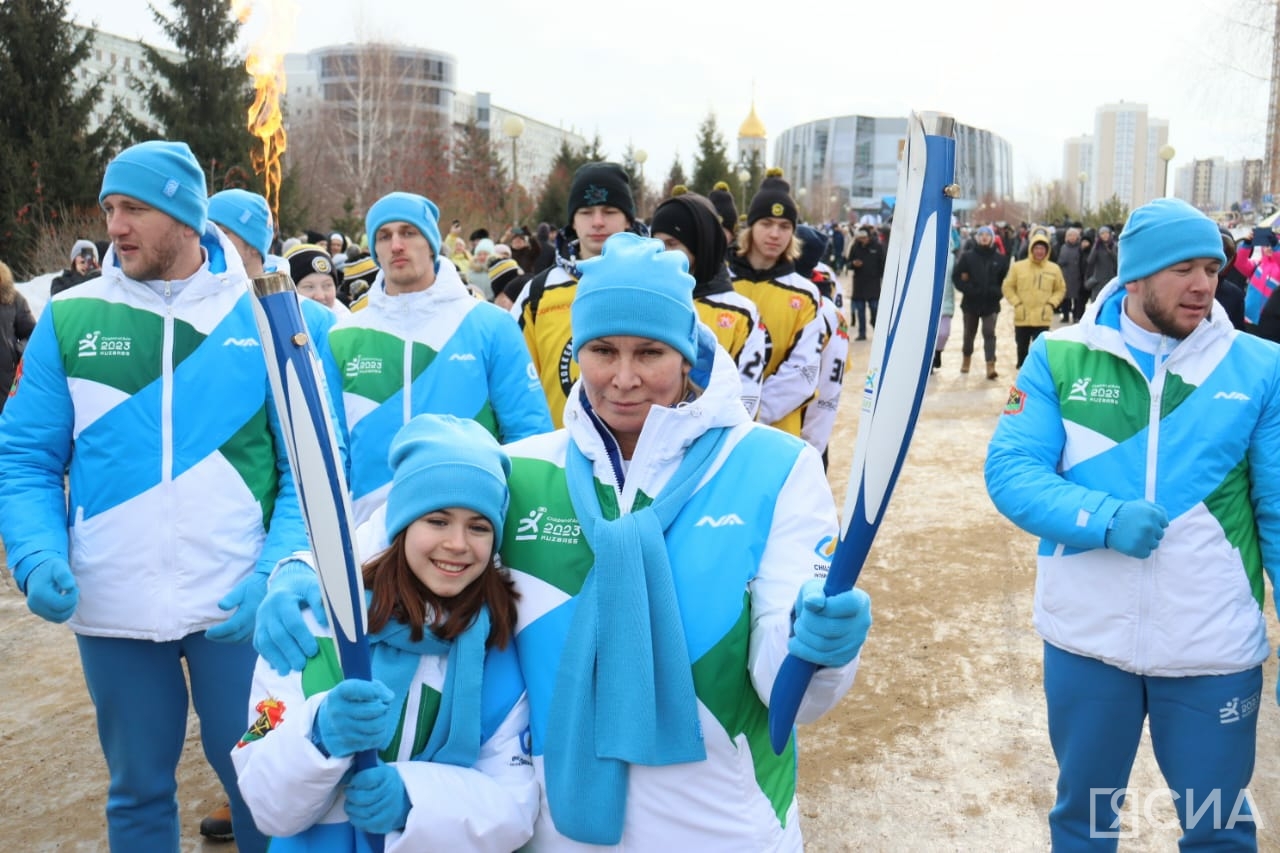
[621,143,646,219]
[533,137,607,227]
[690,113,733,197]
[449,118,508,230]
[1090,195,1130,231]
[661,155,688,200]
[533,141,578,228]
[579,134,607,166]
[0,0,116,275]
[129,0,255,191]
[740,149,764,203]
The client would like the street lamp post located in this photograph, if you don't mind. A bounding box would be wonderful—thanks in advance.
[797,186,807,221]
[737,167,750,213]
[1158,144,1176,199]
[1077,170,1088,213]
[502,115,525,226]
[634,149,647,216]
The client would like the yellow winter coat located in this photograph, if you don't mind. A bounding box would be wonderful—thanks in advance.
[1002,233,1066,327]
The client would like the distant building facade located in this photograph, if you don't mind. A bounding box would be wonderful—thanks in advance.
[1088,102,1170,210]
[283,44,457,152]
[453,92,585,190]
[284,45,582,190]
[772,114,1013,221]
[70,24,180,134]
[1171,157,1265,213]
[1062,135,1094,211]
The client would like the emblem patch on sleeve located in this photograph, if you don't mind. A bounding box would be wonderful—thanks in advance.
[8,360,21,398]
[237,697,287,747]
[1002,386,1026,415]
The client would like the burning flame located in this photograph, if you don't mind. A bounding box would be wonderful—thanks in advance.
[234,0,296,220]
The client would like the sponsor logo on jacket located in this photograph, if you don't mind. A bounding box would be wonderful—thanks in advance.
[1067,377,1121,405]
[344,354,384,378]
[513,506,581,545]
[695,514,744,528]
[77,330,132,358]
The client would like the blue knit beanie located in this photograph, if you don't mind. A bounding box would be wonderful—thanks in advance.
[365,192,442,265]
[1118,198,1227,284]
[99,140,208,233]
[572,233,698,363]
[384,414,511,543]
[208,189,273,261]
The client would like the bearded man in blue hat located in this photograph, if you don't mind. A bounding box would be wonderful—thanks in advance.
[986,197,1280,851]
[0,140,309,853]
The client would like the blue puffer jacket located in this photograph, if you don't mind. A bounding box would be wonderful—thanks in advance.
[986,278,1280,676]
[0,226,308,641]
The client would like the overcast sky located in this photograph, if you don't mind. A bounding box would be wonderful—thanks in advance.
[66,0,1272,196]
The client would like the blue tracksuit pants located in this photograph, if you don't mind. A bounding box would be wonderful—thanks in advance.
[77,632,266,853]
[1043,642,1261,852]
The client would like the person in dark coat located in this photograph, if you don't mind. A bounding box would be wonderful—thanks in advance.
[532,222,558,274]
[1085,225,1118,301]
[50,239,102,296]
[508,226,542,274]
[1215,228,1247,331]
[1056,227,1087,323]
[0,260,37,413]
[951,225,1010,374]
[847,224,884,340]
[827,224,846,276]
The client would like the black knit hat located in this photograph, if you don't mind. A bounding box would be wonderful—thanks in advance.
[488,257,524,296]
[649,192,727,286]
[707,181,738,234]
[568,162,636,222]
[340,255,379,301]
[747,168,797,226]
[285,243,339,288]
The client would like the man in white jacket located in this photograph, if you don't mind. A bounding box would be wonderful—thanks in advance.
[0,140,308,852]
[986,198,1280,851]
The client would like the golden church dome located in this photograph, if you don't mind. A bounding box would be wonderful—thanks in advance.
[738,103,766,139]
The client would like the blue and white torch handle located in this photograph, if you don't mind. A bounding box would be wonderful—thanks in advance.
[768,112,959,754]
[249,272,382,850]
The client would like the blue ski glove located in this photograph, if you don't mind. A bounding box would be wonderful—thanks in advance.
[345,763,411,835]
[1105,500,1169,559]
[206,572,269,643]
[314,678,397,759]
[24,557,79,623]
[254,560,328,675]
[788,579,872,668]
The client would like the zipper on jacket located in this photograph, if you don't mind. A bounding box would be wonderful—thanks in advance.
[161,299,174,483]
[402,333,413,426]
[1134,349,1166,673]
[161,298,176,630]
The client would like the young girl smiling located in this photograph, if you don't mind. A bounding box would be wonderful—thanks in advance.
[234,414,536,852]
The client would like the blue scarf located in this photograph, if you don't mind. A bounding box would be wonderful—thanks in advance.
[544,426,729,844]
[367,599,489,768]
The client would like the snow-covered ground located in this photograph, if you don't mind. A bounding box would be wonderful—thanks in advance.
[16,272,56,320]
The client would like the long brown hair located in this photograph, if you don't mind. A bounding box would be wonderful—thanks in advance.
[362,529,519,649]
[0,261,14,305]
